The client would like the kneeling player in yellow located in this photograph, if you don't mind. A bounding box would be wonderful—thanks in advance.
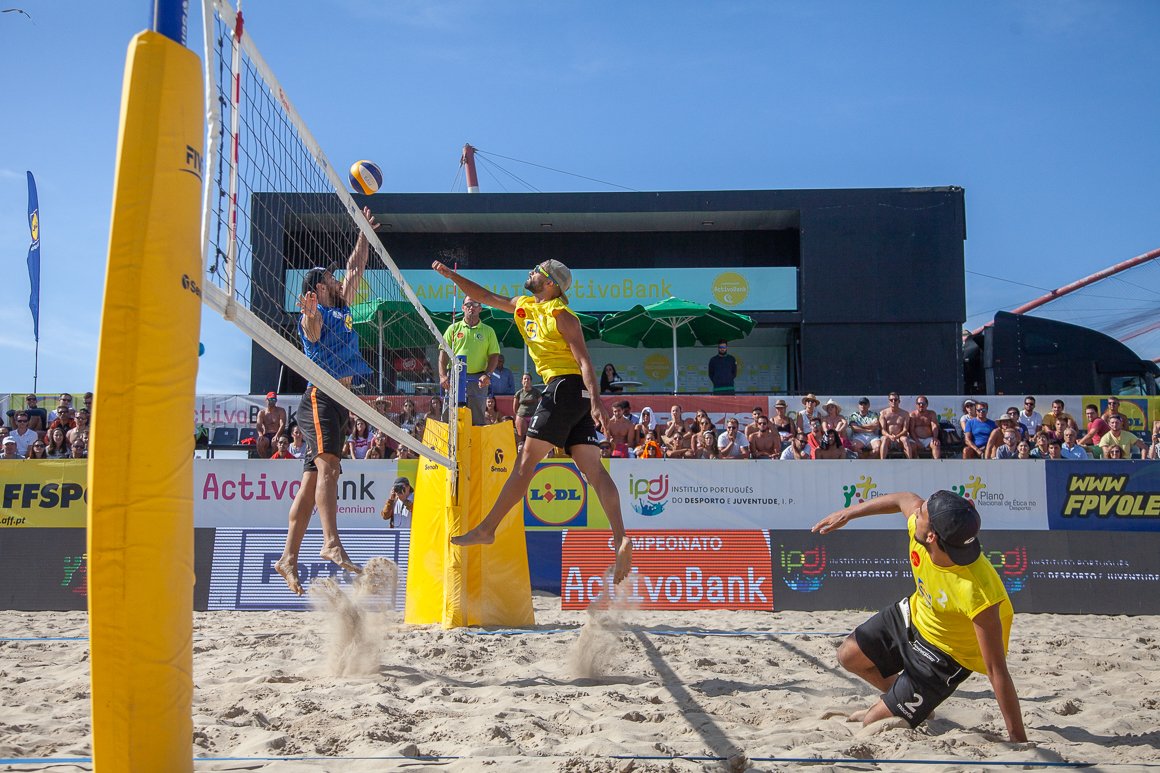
[812,490,1026,742]
[432,258,632,584]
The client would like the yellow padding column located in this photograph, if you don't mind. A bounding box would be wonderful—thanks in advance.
[405,409,534,628]
[88,30,203,772]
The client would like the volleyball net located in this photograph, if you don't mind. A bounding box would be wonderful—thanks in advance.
[198,0,455,468]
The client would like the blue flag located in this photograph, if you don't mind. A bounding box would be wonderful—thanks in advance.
[26,171,40,342]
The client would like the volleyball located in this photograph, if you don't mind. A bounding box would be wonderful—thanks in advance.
[348,160,383,195]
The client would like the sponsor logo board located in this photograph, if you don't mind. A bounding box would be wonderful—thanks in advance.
[1046,460,1160,531]
[195,459,413,527]
[207,528,409,611]
[775,529,1160,614]
[561,530,773,610]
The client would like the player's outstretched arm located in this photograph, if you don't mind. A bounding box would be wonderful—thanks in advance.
[343,207,378,306]
[811,491,922,534]
[974,604,1027,743]
[430,261,517,314]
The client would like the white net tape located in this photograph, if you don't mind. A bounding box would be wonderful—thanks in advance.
[200,0,456,468]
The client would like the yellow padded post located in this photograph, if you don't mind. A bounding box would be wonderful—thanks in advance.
[88,30,203,772]
[405,409,534,628]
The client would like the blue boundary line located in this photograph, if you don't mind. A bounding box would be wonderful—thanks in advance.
[0,755,1119,768]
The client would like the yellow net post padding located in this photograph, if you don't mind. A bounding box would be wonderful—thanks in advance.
[88,29,203,772]
[405,409,534,628]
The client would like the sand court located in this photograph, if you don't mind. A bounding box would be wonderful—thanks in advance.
[3,591,1159,772]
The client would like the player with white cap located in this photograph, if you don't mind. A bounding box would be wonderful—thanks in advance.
[432,258,632,584]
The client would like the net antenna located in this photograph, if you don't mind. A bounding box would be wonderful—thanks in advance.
[199,0,457,471]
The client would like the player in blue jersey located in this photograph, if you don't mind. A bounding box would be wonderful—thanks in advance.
[274,207,376,596]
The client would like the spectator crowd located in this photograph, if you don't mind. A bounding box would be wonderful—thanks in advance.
[1,392,92,460]
[6,389,1154,464]
[243,389,1158,463]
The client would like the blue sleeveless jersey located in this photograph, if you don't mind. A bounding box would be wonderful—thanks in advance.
[300,304,371,384]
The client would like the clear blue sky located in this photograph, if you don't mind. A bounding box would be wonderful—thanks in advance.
[2,1,1157,394]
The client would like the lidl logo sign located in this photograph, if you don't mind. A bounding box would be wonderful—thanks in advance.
[628,473,669,516]
[524,463,587,526]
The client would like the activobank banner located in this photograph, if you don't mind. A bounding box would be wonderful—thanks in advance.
[194,459,415,527]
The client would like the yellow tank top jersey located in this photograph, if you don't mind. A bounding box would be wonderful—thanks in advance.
[906,513,1013,674]
[514,295,581,381]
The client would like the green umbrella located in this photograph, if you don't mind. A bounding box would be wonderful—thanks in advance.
[352,298,445,392]
[599,296,755,393]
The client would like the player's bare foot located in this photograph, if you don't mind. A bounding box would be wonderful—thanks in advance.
[320,546,362,574]
[273,558,303,596]
[450,525,496,546]
[613,538,633,584]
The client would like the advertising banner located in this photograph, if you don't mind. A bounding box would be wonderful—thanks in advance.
[560,530,773,610]
[194,459,415,527]
[609,460,1048,531]
[286,267,798,313]
[0,528,215,611]
[1082,395,1153,435]
[1046,460,1160,531]
[207,528,410,611]
[194,393,287,433]
[0,460,89,528]
[773,529,1160,615]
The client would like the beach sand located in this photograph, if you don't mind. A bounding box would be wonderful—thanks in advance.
[2,591,1159,772]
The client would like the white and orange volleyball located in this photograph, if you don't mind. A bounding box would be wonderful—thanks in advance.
[348,160,383,194]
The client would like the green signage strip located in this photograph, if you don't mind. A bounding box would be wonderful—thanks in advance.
[284,267,796,313]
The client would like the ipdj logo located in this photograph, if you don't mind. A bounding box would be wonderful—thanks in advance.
[525,464,586,526]
[628,473,669,516]
[985,546,1029,593]
[841,475,879,507]
[780,545,827,592]
[951,475,986,501]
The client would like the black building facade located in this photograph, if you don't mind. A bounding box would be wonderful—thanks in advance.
[252,187,966,395]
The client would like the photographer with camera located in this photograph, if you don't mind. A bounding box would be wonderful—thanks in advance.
[380,476,415,529]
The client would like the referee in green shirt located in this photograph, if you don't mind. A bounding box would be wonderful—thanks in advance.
[439,297,500,425]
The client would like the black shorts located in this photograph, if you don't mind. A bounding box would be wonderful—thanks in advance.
[854,597,971,726]
[297,386,349,472]
[525,374,598,450]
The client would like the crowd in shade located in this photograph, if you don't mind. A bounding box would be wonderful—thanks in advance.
[0,392,92,460]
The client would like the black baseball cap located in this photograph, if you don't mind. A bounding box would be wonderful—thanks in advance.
[927,490,982,566]
[301,265,339,295]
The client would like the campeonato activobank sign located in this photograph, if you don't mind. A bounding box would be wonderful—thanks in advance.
[284,267,798,313]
